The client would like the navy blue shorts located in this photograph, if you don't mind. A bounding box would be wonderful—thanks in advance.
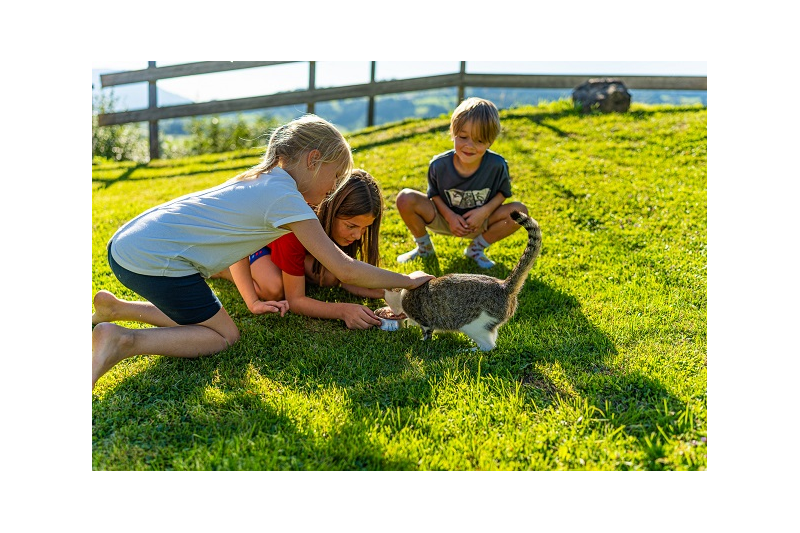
[108,246,222,325]
[249,245,271,264]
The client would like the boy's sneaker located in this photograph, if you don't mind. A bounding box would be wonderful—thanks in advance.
[464,247,496,269]
[397,247,433,264]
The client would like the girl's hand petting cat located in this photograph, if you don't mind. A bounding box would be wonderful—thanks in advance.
[342,304,382,329]
[406,271,435,288]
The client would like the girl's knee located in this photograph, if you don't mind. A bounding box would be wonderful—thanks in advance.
[203,309,241,348]
[224,329,241,347]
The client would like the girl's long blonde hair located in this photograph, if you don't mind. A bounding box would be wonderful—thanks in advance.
[233,114,353,184]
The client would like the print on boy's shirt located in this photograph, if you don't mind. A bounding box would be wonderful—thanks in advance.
[445,187,491,209]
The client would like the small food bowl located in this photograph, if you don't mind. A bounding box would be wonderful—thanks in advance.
[375,307,407,332]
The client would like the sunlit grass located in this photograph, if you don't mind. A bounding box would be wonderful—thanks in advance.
[92,101,707,470]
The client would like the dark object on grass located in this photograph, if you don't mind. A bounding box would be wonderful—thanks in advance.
[572,78,631,113]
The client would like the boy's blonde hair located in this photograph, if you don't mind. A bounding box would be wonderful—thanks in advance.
[450,97,501,145]
[234,114,353,183]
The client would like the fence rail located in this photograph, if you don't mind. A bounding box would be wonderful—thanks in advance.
[97,61,707,160]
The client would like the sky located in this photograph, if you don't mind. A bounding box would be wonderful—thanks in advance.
[92,61,707,104]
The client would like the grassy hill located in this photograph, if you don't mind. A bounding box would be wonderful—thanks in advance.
[92,100,707,470]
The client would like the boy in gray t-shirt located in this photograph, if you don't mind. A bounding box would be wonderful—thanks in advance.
[396,97,529,268]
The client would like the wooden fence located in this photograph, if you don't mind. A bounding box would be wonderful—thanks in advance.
[97,61,707,160]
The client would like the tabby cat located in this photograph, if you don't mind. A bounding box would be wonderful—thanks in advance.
[384,210,542,351]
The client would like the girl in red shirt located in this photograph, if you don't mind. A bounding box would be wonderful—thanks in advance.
[214,169,386,329]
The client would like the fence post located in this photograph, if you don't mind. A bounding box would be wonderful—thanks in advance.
[367,61,376,127]
[308,61,316,115]
[458,61,466,105]
[148,61,160,161]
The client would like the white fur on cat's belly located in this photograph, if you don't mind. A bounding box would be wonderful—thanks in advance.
[404,310,498,351]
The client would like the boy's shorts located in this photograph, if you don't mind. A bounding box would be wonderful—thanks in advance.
[108,245,222,325]
[426,206,489,240]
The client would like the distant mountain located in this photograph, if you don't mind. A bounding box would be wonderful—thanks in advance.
[92,69,194,110]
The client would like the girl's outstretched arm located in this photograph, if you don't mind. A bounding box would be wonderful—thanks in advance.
[282,272,381,330]
[340,283,385,299]
[287,219,434,289]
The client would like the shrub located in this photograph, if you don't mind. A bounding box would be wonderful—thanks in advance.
[92,90,148,162]
[184,114,280,156]
[92,92,281,162]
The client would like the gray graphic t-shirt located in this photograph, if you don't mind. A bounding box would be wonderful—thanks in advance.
[426,149,512,216]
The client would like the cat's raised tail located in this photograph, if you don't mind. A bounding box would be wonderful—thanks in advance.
[503,211,542,297]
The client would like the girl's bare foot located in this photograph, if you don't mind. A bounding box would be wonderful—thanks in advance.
[92,290,119,325]
[92,322,134,389]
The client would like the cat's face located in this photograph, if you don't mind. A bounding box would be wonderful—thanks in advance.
[383,289,405,316]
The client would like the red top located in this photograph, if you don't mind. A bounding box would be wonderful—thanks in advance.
[270,233,307,277]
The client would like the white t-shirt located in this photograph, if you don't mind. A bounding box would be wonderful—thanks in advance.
[109,167,317,278]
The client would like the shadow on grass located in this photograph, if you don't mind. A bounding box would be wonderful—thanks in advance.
[92,277,690,470]
[92,151,261,190]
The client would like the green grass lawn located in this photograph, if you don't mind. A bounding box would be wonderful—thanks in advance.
[92,100,707,470]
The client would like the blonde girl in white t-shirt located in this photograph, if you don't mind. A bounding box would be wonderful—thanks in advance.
[92,115,433,390]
